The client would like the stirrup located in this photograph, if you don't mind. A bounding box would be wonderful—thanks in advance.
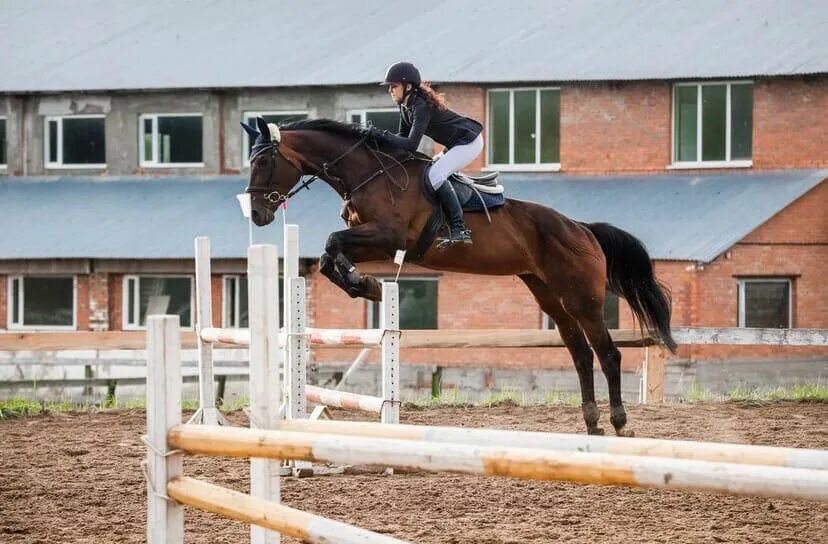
[436,229,472,249]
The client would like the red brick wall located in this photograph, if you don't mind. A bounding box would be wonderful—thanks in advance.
[439,77,828,173]
[753,78,828,169]
[88,273,109,331]
[75,275,89,330]
[560,82,672,173]
[109,274,124,330]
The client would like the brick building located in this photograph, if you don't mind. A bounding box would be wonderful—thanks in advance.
[1,2,826,383]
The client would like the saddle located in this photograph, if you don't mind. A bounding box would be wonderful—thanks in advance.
[410,167,507,262]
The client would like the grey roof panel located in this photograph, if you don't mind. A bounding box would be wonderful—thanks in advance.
[1,171,824,262]
[1,0,826,92]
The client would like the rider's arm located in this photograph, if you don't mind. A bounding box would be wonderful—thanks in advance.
[383,99,432,152]
[397,106,411,138]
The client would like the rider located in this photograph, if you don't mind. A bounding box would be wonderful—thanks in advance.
[379,61,483,246]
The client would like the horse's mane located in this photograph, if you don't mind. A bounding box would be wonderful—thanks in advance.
[279,118,408,155]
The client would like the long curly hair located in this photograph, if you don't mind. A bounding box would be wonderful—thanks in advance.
[417,82,447,111]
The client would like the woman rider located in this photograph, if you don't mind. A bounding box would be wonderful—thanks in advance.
[379,61,483,246]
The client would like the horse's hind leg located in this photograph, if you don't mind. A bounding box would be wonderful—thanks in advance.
[569,295,632,437]
[519,275,604,435]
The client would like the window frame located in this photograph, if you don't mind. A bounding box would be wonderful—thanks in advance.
[0,116,7,170]
[122,274,195,330]
[485,87,561,172]
[222,274,244,328]
[138,113,204,168]
[7,275,78,331]
[737,278,792,329]
[347,108,400,127]
[669,80,754,170]
[43,114,107,169]
[241,110,309,166]
[365,276,439,329]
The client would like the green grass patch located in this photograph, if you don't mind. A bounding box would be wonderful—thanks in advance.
[726,382,828,402]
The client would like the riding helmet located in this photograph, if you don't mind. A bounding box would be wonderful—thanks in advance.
[381,61,421,87]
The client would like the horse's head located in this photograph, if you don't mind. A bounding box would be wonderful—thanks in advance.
[241,117,303,226]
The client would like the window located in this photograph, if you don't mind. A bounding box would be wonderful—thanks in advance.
[367,278,438,329]
[8,276,76,329]
[348,109,400,132]
[123,276,193,329]
[139,114,203,167]
[223,275,249,328]
[544,292,620,330]
[222,275,284,328]
[672,82,753,167]
[738,279,791,328]
[487,88,560,170]
[242,111,308,164]
[44,115,106,168]
[0,117,6,168]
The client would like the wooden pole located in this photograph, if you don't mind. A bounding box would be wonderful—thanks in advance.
[305,385,384,413]
[642,346,667,404]
[273,419,828,471]
[285,277,308,420]
[167,476,412,544]
[381,282,400,425]
[189,237,224,425]
[167,425,828,502]
[247,244,282,544]
[146,316,184,544]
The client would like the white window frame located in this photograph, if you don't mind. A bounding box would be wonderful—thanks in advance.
[222,274,244,328]
[7,275,78,331]
[44,115,106,169]
[737,278,792,329]
[0,116,7,170]
[347,108,400,128]
[138,113,204,168]
[366,276,439,329]
[122,274,195,330]
[669,80,754,170]
[485,87,561,172]
[242,110,309,166]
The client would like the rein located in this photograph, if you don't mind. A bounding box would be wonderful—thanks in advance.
[246,132,430,206]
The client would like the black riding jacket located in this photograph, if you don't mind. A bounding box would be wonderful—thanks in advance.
[383,91,483,152]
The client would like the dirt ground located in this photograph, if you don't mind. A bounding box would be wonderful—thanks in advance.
[1,402,827,544]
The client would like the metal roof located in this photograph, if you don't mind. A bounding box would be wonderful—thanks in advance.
[0,170,824,262]
[1,0,826,93]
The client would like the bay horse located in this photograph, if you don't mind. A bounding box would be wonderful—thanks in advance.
[242,117,676,436]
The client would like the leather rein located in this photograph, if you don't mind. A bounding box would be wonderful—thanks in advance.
[244,133,429,206]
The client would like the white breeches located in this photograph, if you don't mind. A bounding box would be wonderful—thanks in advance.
[427,134,484,189]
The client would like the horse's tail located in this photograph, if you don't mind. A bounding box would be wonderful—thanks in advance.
[584,222,677,353]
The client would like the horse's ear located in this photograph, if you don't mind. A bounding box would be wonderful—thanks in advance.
[240,122,259,140]
[255,117,271,140]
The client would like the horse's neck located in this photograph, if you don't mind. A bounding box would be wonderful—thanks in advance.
[289,131,376,198]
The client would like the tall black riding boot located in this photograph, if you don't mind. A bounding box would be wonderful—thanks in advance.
[435,182,472,247]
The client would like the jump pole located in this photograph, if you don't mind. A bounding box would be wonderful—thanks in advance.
[247,244,284,544]
[272,419,828,471]
[188,236,226,425]
[168,424,828,502]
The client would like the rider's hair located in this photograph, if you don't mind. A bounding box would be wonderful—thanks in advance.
[417,82,448,111]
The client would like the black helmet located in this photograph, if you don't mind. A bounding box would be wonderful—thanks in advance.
[381,61,421,87]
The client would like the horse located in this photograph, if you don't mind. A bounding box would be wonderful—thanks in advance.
[241,116,676,436]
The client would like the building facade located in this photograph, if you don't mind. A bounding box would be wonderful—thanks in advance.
[1,2,826,377]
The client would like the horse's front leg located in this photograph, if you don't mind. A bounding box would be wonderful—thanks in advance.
[323,223,404,301]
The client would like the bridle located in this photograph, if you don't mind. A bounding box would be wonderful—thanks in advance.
[244,130,429,207]
[245,133,372,205]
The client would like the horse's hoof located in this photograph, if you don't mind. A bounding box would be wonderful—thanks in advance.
[587,426,605,436]
[615,427,635,438]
